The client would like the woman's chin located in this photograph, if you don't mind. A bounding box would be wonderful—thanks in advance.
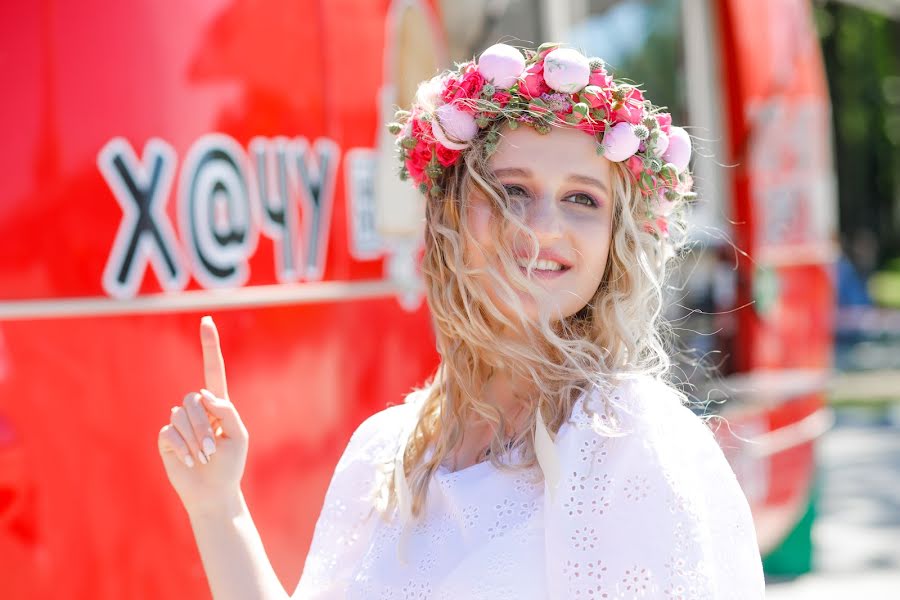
[496,294,572,328]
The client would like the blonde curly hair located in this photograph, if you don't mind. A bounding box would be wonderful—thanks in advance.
[368,110,692,524]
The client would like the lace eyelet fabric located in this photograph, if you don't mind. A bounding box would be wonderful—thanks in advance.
[292,376,765,599]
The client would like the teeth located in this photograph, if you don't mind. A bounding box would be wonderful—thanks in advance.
[516,258,566,271]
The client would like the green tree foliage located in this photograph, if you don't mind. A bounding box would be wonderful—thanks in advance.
[817,1,900,265]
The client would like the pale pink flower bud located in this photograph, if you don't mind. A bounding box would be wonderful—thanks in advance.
[542,48,591,93]
[601,122,641,162]
[652,131,670,156]
[433,103,478,149]
[662,126,692,172]
[477,44,527,89]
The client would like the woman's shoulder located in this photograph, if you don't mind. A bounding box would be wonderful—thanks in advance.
[337,390,425,469]
[558,373,736,484]
[565,373,692,435]
[547,374,764,596]
[298,396,426,596]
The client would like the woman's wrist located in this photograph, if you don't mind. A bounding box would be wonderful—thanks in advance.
[185,487,246,521]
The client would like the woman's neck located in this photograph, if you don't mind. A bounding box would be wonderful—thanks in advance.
[442,369,534,472]
[482,369,531,416]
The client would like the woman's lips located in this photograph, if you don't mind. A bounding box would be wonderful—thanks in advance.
[518,265,571,279]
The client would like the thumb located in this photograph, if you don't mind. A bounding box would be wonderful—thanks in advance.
[199,388,244,439]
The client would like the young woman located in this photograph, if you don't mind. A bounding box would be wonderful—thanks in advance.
[158,43,765,599]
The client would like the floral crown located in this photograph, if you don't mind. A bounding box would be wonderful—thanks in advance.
[387,42,696,235]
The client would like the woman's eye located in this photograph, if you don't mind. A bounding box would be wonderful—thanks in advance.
[502,184,528,197]
[565,192,598,207]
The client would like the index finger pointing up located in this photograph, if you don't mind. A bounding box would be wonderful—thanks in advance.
[200,315,229,400]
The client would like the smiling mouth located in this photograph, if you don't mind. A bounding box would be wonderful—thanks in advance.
[515,259,571,278]
[516,258,570,270]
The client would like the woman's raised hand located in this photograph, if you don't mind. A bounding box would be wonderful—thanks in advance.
[157,316,249,514]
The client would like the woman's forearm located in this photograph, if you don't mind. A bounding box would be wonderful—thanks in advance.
[187,490,289,600]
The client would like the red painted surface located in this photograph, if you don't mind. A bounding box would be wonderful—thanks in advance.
[717,0,836,371]
[716,0,836,552]
[0,1,443,597]
[0,0,836,596]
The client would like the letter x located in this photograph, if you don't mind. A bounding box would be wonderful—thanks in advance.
[98,137,187,298]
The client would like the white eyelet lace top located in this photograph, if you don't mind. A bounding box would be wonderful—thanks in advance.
[291,375,765,599]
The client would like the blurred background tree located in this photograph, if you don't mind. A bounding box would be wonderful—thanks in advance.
[816,1,900,293]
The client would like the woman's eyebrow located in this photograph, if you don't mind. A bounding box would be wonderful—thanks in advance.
[492,167,531,178]
[492,168,608,193]
[566,174,609,193]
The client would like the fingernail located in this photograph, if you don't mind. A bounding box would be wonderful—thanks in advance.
[203,437,216,457]
[184,455,195,468]
[201,315,213,326]
[197,450,208,465]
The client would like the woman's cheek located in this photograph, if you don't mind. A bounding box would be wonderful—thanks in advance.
[578,221,613,276]
[461,208,492,270]
[469,204,495,253]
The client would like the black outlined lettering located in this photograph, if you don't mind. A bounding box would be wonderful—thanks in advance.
[343,148,384,260]
[98,137,187,299]
[178,134,258,289]
[250,136,300,282]
[294,138,339,280]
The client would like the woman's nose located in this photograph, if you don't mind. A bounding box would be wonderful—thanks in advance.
[524,194,564,241]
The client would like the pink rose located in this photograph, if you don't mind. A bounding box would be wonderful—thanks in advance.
[628,86,645,103]
[610,87,645,125]
[626,155,645,179]
[537,46,556,60]
[655,112,672,135]
[436,144,461,167]
[410,116,431,138]
[405,141,433,183]
[582,85,611,110]
[492,90,512,107]
[519,62,550,99]
[588,70,612,89]
[441,65,486,109]
[575,118,606,135]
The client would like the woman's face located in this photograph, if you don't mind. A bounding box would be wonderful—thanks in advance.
[465,124,615,324]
